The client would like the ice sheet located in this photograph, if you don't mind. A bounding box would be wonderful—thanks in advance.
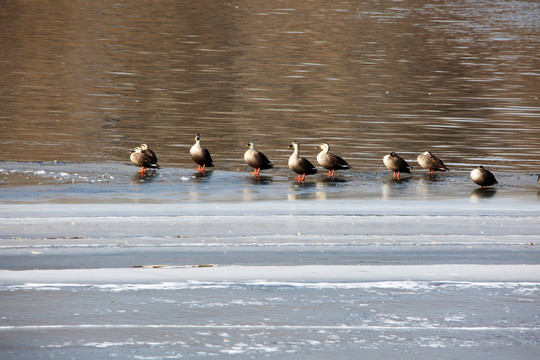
[2,264,539,286]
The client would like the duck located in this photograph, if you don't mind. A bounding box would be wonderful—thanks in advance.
[130,146,160,173]
[470,166,497,187]
[417,151,449,176]
[244,141,273,176]
[190,134,214,172]
[288,141,317,182]
[140,144,158,165]
[315,142,350,177]
[383,152,411,180]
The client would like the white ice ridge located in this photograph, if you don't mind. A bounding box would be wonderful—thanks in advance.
[0,324,538,332]
[1,264,539,285]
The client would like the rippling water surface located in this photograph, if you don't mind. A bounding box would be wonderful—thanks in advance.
[1,0,539,172]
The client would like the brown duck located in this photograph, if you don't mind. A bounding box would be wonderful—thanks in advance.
[244,141,273,176]
[383,152,411,180]
[288,141,317,182]
[417,151,449,176]
[130,146,160,174]
[316,142,350,177]
[470,166,497,187]
[190,134,214,172]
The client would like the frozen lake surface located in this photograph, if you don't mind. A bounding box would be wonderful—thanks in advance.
[1,162,539,359]
[1,264,539,359]
[1,265,539,359]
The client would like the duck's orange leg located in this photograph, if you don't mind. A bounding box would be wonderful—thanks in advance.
[250,168,260,176]
[137,167,146,174]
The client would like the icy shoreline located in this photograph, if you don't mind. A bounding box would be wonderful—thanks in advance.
[2,264,540,286]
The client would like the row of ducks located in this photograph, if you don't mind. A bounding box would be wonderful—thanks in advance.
[130,134,499,188]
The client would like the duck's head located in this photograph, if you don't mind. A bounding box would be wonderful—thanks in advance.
[246,140,255,149]
[316,142,330,151]
[289,141,299,150]
[140,144,149,150]
[131,146,142,154]
[195,134,201,142]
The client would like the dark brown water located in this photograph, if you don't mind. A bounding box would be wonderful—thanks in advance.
[1,0,539,171]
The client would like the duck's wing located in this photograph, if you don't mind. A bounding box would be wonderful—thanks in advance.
[431,155,449,171]
[254,150,273,169]
[396,156,412,172]
[328,153,350,169]
[296,157,317,175]
[202,147,214,166]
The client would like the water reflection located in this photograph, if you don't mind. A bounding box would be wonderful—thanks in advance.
[287,180,318,201]
[192,170,214,181]
[317,177,349,186]
[242,188,255,202]
[289,180,318,190]
[386,174,412,183]
[131,170,157,184]
[381,176,412,200]
[286,188,327,202]
[470,188,498,200]
[419,173,449,182]
[246,175,273,185]
[1,0,539,174]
